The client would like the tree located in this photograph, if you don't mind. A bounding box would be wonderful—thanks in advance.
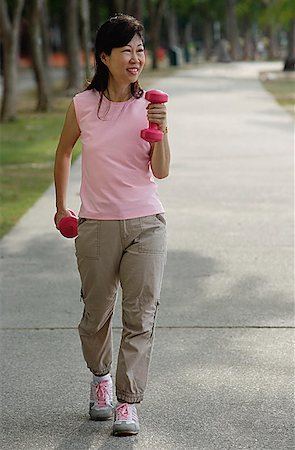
[107,0,123,14]
[26,0,51,111]
[225,0,240,60]
[146,0,166,69]
[166,6,180,50]
[285,18,295,70]
[0,0,25,121]
[106,0,143,19]
[80,0,92,80]
[236,0,265,60]
[131,0,143,20]
[64,0,82,93]
[40,0,50,63]
[265,0,295,70]
[172,0,225,61]
[171,0,197,55]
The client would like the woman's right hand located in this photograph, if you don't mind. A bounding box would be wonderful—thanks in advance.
[54,209,71,230]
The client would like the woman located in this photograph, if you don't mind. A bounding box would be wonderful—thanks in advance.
[54,14,170,436]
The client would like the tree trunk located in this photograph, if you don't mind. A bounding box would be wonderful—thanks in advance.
[125,0,134,14]
[65,0,82,93]
[149,26,159,69]
[167,9,179,48]
[131,0,143,21]
[183,20,192,62]
[28,0,51,111]
[80,0,92,81]
[165,8,181,66]
[225,0,239,61]
[108,0,141,16]
[90,0,101,33]
[203,19,213,61]
[0,0,25,121]
[147,0,165,69]
[40,0,50,64]
[284,19,295,71]
[240,20,254,61]
[108,0,124,15]
[267,25,279,60]
[243,28,255,61]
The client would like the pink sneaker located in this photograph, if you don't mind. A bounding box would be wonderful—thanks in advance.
[89,377,113,421]
[113,403,139,436]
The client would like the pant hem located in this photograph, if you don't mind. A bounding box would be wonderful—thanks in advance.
[116,391,143,404]
[90,368,111,377]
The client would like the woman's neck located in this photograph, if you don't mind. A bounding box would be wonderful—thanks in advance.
[104,84,132,102]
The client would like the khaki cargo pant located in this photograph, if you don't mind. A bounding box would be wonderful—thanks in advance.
[75,214,167,403]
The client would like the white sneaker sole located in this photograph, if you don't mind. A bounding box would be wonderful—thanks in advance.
[113,424,139,436]
[89,406,114,421]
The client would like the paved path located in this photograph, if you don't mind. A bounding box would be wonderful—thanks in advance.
[1,62,294,450]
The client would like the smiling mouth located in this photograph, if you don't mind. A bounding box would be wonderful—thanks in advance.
[127,68,139,75]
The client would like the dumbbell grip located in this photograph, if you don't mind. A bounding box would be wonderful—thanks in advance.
[54,209,78,238]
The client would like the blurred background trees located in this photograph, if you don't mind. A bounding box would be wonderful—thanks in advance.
[0,0,294,121]
[0,0,25,121]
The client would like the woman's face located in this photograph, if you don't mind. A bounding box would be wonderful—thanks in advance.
[101,34,145,86]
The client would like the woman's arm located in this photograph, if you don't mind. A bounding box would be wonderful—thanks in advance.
[147,102,171,179]
[54,101,80,227]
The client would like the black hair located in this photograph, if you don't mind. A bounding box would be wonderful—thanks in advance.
[86,14,145,116]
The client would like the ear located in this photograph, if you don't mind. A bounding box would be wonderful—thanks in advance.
[100,52,108,66]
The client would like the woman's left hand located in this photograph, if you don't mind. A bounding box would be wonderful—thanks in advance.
[146,103,167,131]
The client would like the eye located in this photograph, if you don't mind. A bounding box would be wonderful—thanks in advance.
[137,49,144,53]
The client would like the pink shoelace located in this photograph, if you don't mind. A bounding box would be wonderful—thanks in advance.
[116,403,130,421]
[95,380,110,407]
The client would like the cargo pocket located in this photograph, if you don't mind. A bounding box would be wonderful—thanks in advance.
[139,215,167,254]
[75,219,101,259]
[155,213,166,226]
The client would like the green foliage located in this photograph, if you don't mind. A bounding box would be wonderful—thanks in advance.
[6,0,18,15]
[258,0,295,28]
[47,0,64,16]
[236,0,294,32]
[236,0,265,21]
[192,0,295,31]
[171,0,199,16]
[171,0,224,20]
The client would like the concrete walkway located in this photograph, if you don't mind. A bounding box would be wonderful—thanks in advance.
[1,62,294,450]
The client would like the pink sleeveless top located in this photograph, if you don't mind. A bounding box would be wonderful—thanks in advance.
[73,90,164,220]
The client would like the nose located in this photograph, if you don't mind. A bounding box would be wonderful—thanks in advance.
[130,52,140,63]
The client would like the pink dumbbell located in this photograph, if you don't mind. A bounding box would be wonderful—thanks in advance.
[141,90,169,143]
[54,209,78,238]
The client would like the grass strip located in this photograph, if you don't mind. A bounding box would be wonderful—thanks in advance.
[260,72,295,118]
